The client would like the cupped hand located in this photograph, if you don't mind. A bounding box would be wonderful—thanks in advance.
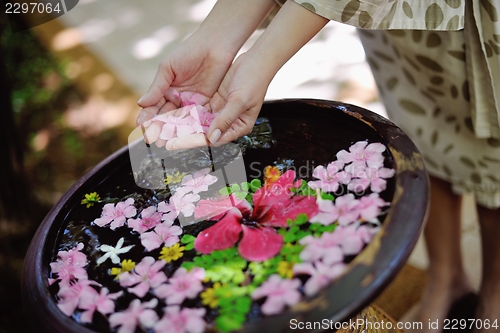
[136,35,235,127]
[164,53,273,150]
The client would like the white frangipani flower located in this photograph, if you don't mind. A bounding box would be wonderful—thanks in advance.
[97,237,134,265]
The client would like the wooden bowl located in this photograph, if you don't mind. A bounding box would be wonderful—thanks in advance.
[22,99,428,333]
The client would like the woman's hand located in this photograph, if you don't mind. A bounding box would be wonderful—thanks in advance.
[203,1,328,146]
[136,0,276,127]
[163,52,272,150]
[136,37,233,127]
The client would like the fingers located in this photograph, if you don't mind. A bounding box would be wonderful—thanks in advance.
[216,118,253,144]
[136,97,167,126]
[155,138,167,148]
[137,60,174,108]
[207,96,246,144]
[158,100,179,115]
[143,121,162,144]
[137,89,181,126]
[165,133,209,150]
[163,88,182,108]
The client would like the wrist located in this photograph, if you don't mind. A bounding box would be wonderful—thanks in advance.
[245,1,328,75]
[191,0,276,55]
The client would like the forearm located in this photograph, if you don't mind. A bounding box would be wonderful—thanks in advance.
[244,0,328,83]
[192,0,277,55]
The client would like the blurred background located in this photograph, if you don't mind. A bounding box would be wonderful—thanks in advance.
[0,0,481,332]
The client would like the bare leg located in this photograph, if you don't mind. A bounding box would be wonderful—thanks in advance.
[407,177,473,332]
[474,205,500,333]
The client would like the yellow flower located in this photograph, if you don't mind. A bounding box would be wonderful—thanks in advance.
[164,171,187,185]
[110,267,122,277]
[277,261,295,279]
[121,259,136,272]
[159,243,185,263]
[110,259,136,278]
[81,192,101,208]
[264,166,281,187]
[201,282,222,308]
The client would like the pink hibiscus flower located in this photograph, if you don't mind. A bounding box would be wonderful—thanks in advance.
[180,168,217,194]
[337,141,386,169]
[79,288,123,323]
[347,166,396,193]
[49,243,88,284]
[140,221,183,251]
[154,267,205,305]
[119,256,168,298]
[293,261,346,296]
[154,306,206,333]
[109,298,159,333]
[94,198,136,230]
[308,161,351,192]
[251,274,301,315]
[128,206,162,234]
[193,194,243,221]
[194,170,318,261]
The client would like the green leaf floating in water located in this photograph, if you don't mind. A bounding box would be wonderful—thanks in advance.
[182,248,247,284]
[215,286,254,333]
[180,234,196,251]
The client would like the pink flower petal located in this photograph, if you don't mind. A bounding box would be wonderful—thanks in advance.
[141,232,163,251]
[261,295,287,315]
[57,298,79,316]
[370,178,387,193]
[119,271,141,287]
[378,167,396,178]
[159,123,176,140]
[128,282,150,298]
[347,178,370,193]
[238,225,283,261]
[110,216,127,230]
[194,208,243,254]
[256,194,318,228]
[194,195,245,220]
[80,309,94,323]
[139,309,160,329]
[176,124,195,137]
[94,216,113,227]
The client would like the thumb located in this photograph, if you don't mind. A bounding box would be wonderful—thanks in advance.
[138,62,173,107]
[207,97,245,144]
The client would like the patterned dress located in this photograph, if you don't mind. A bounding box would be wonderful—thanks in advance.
[274,0,500,209]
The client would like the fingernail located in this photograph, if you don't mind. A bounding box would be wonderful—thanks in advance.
[166,139,177,150]
[209,129,221,144]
